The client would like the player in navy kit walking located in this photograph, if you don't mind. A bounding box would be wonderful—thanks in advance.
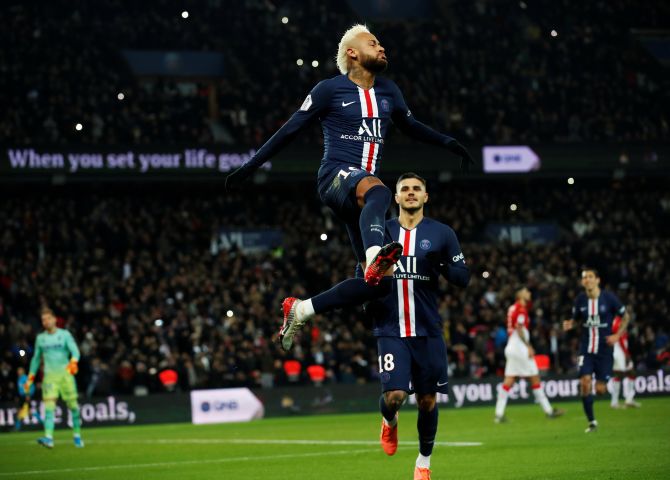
[376,173,469,480]
[563,268,629,433]
[225,24,473,320]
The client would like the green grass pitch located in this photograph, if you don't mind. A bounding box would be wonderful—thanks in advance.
[1,397,669,479]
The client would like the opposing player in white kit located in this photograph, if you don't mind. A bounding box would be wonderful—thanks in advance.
[494,287,564,423]
[610,315,640,408]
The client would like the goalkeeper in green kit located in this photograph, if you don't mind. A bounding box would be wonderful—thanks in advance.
[24,307,83,448]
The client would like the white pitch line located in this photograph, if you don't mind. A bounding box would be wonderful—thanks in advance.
[93,438,483,447]
[0,448,378,477]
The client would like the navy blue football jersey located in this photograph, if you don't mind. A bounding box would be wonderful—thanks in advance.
[572,291,626,355]
[373,217,468,337]
[238,74,454,182]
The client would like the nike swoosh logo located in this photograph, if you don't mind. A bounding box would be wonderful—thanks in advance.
[437,381,448,387]
[342,101,356,107]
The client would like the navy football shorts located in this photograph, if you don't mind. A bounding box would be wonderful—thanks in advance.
[376,336,449,395]
[318,166,377,263]
[578,352,613,382]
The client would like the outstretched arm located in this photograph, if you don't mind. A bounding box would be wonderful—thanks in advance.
[225,81,331,189]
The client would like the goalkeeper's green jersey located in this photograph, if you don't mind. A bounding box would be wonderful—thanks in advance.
[29,328,80,376]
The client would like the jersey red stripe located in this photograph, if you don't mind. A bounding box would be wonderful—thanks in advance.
[366,142,376,172]
[590,300,597,353]
[401,229,412,336]
[363,89,374,118]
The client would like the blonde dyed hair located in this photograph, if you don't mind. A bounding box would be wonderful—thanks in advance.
[336,24,371,75]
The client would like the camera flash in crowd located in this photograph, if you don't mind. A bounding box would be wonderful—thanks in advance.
[75,123,83,131]
[510,203,518,211]
[226,310,234,318]
[281,16,289,24]
[181,11,189,19]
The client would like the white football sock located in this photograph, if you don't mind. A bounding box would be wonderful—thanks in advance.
[382,415,398,428]
[610,379,621,405]
[296,299,315,322]
[495,387,509,418]
[365,246,382,268]
[532,386,553,415]
[416,453,431,469]
[624,377,636,403]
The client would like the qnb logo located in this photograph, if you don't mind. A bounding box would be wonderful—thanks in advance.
[452,252,465,263]
[358,119,382,138]
[201,400,239,412]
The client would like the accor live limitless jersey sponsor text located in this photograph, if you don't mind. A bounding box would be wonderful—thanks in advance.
[507,301,530,342]
[374,217,469,337]
[572,291,626,355]
[236,75,455,183]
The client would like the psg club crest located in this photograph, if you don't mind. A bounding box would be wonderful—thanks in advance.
[380,98,390,112]
[420,239,431,250]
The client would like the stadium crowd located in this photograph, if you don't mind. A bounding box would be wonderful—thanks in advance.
[2,0,668,147]
[1,178,669,401]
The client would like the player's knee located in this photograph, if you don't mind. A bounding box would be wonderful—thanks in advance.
[580,379,592,396]
[44,399,56,411]
[358,182,391,207]
[417,395,437,412]
[384,390,406,411]
[66,399,79,410]
[595,382,607,395]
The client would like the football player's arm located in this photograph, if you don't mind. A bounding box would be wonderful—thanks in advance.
[65,331,81,374]
[608,298,629,345]
[437,227,470,288]
[25,340,42,393]
[225,81,331,188]
[562,302,578,331]
[390,84,474,171]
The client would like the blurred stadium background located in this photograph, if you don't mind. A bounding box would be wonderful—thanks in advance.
[1,0,670,478]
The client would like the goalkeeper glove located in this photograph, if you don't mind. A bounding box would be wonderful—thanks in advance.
[446,140,475,172]
[23,374,35,395]
[66,359,79,375]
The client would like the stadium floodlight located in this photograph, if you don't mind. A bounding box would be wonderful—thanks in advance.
[311,60,319,67]
[181,11,189,19]
[117,92,125,100]
[75,123,83,131]
[281,16,289,24]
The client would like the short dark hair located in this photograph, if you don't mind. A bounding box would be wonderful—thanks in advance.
[396,172,426,187]
[40,306,54,316]
[581,267,600,278]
